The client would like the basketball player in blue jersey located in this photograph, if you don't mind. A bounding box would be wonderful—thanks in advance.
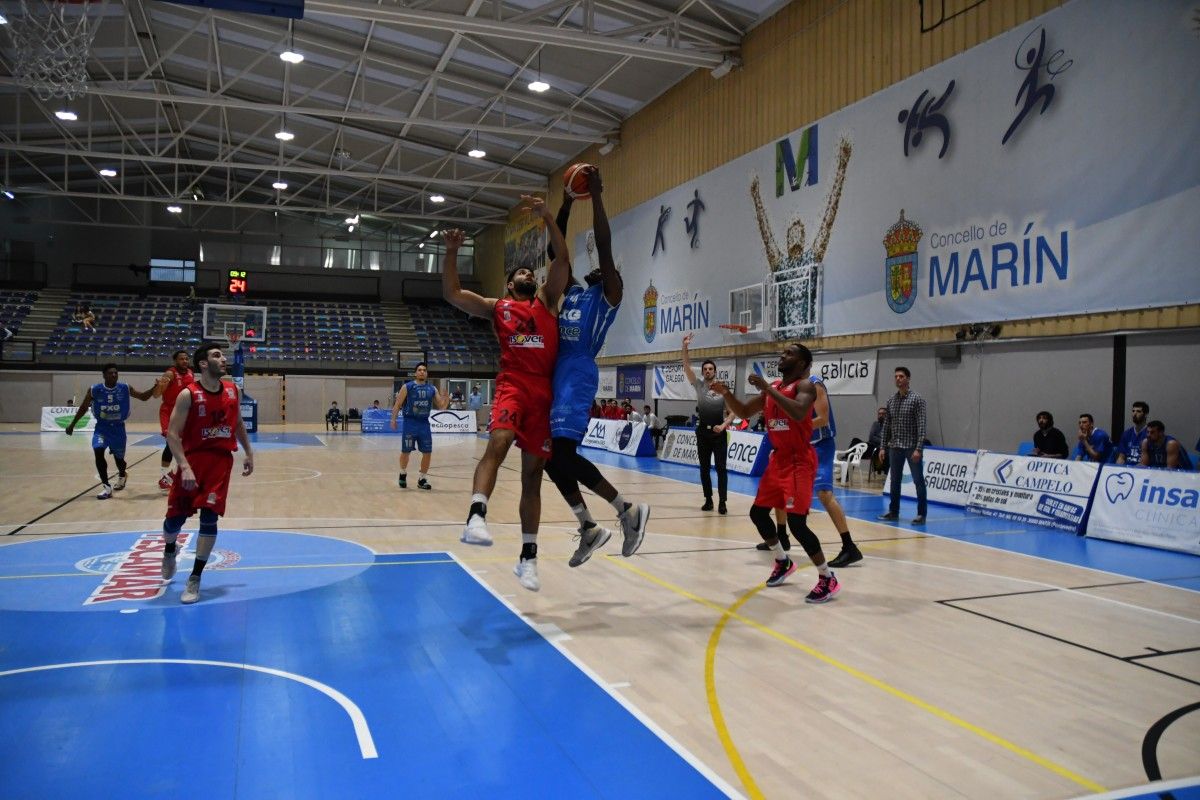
[390,362,449,489]
[65,363,154,499]
[544,166,651,566]
[759,374,861,565]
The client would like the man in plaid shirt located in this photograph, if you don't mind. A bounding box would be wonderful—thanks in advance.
[876,366,928,524]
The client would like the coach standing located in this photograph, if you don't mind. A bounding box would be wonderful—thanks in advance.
[877,366,928,524]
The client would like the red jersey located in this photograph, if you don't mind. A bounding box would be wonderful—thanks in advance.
[493,296,558,379]
[181,380,240,454]
[764,378,814,454]
[159,366,194,430]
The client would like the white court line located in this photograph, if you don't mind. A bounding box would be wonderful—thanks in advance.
[1066,775,1200,800]
[447,551,746,800]
[0,658,378,759]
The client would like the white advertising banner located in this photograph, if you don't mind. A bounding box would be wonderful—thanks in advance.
[597,367,617,397]
[653,359,736,400]
[894,447,980,507]
[658,427,772,476]
[1086,466,1200,556]
[968,452,1100,532]
[743,350,877,395]
[584,1,1199,358]
[429,410,476,434]
[580,418,654,457]
[41,407,94,432]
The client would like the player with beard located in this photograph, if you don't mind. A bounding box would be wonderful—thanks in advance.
[153,350,194,493]
[159,343,255,604]
[713,343,841,603]
[542,166,650,568]
[441,195,570,591]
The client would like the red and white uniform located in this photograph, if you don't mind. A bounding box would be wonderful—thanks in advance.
[490,296,558,457]
[159,366,194,435]
[755,378,817,513]
[167,380,240,518]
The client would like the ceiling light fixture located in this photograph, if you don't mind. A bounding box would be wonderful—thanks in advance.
[280,50,303,64]
[528,50,549,93]
[710,55,741,79]
[0,12,9,24]
[429,194,445,203]
[55,109,77,121]
[2,189,14,200]
[167,205,182,213]
[348,224,355,233]
[468,130,486,159]
[275,129,294,141]
[272,180,288,190]
[418,242,424,249]
[429,230,439,238]
[98,168,117,177]
[345,214,360,225]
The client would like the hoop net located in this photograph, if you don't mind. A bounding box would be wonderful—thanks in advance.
[223,323,245,348]
[5,0,107,101]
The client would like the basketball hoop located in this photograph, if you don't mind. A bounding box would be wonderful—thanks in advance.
[718,323,749,334]
[227,330,242,350]
[4,0,107,101]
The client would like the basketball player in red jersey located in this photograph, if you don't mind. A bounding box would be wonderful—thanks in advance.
[152,350,193,493]
[713,343,840,602]
[160,343,254,604]
[441,195,571,592]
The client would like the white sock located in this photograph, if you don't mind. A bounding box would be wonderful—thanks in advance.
[418,472,427,482]
[161,466,169,476]
[471,493,489,505]
[772,542,786,559]
[817,562,830,576]
[571,503,595,526]
[609,494,630,515]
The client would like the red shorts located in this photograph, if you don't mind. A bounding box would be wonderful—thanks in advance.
[754,448,816,513]
[159,406,172,437]
[167,449,235,518]
[490,373,552,458]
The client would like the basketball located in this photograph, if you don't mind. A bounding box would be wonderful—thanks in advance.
[564,163,593,200]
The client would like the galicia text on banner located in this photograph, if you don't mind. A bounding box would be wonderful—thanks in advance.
[658,427,772,476]
[580,418,655,457]
[653,359,736,400]
[743,351,877,395]
[968,452,1100,532]
[41,407,95,432]
[1085,466,1200,556]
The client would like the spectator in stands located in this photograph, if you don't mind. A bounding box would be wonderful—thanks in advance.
[73,301,96,332]
[603,399,622,420]
[1115,401,1150,464]
[372,400,381,410]
[620,400,635,419]
[641,406,666,448]
[865,406,886,469]
[1032,411,1069,459]
[1140,421,1194,470]
[326,401,343,431]
[468,384,483,411]
[185,285,199,310]
[1073,413,1113,462]
[590,400,603,419]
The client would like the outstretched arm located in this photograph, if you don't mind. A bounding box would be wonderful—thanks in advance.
[680,332,697,386]
[547,193,573,261]
[527,195,570,309]
[130,384,155,402]
[441,229,496,319]
[589,169,623,307]
[749,175,783,270]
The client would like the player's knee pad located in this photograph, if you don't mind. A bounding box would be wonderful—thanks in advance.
[163,514,187,535]
[787,514,822,558]
[749,504,776,540]
[198,508,219,536]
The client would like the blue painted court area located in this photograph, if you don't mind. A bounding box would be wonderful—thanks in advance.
[0,531,732,799]
[132,431,325,450]
[583,449,1200,593]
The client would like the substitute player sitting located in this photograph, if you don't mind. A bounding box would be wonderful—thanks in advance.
[712,343,841,602]
[65,363,154,499]
[160,343,254,604]
[390,361,449,489]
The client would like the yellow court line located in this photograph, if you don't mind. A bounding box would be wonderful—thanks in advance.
[705,585,767,800]
[606,555,1108,795]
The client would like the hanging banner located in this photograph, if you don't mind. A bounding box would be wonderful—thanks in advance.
[653,359,736,400]
[968,452,1100,532]
[597,367,617,397]
[359,408,475,434]
[616,365,646,399]
[742,350,877,395]
[41,407,94,432]
[580,418,656,457]
[584,0,1200,358]
[1085,466,1200,556]
[889,446,980,507]
[658,427,772,476]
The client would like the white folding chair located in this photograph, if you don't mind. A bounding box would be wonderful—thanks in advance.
[833,442,869,485]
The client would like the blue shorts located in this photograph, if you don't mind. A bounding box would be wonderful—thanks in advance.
[92,422,127,458]
[550,368,597,442]
[813,437,835,492]
[402,420,432,454]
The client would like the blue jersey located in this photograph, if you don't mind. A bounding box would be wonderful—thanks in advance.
[1116,425,1148,463]
[1145,435,1194,470]
[402,381,438,423]
[809,375,836,444]
[91,382,131,423]
[553,283,618,395]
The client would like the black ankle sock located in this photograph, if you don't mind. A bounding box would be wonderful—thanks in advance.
[399,473,407,479]
[468,501,487,521]
[580,520,596,530]
[621,502,631,514]
[776,523,787,538]
[190,557,207,578]
[520,542,537,560]
[164,542,176,555]
[839,532,854,546]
